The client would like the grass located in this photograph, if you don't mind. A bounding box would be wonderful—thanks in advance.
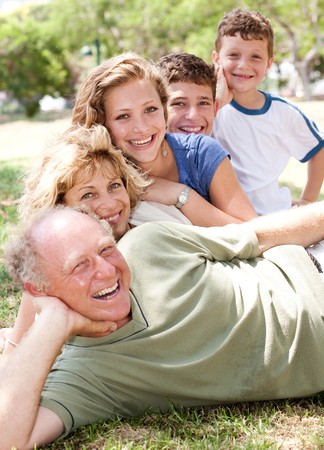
[41,399,324,449]
[0,107,324,449]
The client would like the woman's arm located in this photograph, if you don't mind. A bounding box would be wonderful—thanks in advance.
[2,292,36,355]
[0,294,118,450]
[141,170,257,227]
[208,157,258,222]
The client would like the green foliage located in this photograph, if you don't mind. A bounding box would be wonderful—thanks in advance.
[0,12,77,117]
[243,0,324,61]
[47,0,125,57]
[0,0,323,110]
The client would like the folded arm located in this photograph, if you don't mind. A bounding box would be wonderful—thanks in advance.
[142,160,257,227]
[0,295,117,450]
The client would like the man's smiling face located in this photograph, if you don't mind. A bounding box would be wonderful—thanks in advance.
[34,209,131,325]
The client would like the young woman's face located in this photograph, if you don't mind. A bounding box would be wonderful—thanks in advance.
[104,78,166,168]
[64,166,131,241]
[213,34,273,94]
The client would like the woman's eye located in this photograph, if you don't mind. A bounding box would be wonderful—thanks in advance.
[116,113,129,120]
[108,182,123,193]
[81,192,94,200]
[146,106,158,113]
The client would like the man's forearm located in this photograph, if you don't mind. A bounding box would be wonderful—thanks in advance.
[248,201,324,255]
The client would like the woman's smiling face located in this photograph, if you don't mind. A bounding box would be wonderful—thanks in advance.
[104,78,166,167]
[64,166,131,241]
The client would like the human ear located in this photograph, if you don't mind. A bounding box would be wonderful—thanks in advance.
[212,50,220,67]
[266,56,274,72]
[23,282,47,297]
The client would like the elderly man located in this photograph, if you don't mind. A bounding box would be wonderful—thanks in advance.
[1,204,324,449]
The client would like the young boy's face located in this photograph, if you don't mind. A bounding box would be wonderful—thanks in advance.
[167,82,217,135]
[212,34,273,94]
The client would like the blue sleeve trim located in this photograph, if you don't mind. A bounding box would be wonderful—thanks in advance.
[299,142,324,163]
[270,95,324,142]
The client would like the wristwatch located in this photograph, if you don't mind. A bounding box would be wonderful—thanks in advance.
[175,186,191,209]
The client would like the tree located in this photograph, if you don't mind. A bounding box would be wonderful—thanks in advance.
[0,11,76,117]
[1,0,322,109]
[243,0,324,99]
[47,0,125,59]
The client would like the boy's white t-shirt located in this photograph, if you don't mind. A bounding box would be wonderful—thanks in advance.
[212,91,324,215]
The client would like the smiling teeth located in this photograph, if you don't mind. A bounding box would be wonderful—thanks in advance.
[181,126,202,133]
[131,137,152,145]
[234,74,252,79]
[106,214,119,222]
[93,282,118,298]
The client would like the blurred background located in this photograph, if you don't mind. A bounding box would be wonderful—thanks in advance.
[0,0,323,120]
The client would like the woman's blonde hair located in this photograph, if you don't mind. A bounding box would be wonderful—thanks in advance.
[72,52,169,127]
[18,124,150,221]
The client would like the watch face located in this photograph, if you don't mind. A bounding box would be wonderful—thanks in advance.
[179,193,186,203]
[176,186,190,208]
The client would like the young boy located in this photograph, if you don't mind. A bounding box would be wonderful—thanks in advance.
[212,8,324,215]
[156,52,218,135]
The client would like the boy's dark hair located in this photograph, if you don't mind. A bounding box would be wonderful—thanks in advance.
[156,52,216,100]
[215,9,274,58]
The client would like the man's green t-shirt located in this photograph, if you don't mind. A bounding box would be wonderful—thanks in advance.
[41,222,324,435]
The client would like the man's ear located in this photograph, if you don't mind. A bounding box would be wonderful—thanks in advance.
[23,282,47,297]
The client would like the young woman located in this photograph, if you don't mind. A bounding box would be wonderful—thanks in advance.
[72,52,258,226]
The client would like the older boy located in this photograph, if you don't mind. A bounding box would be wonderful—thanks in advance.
[212,8,324,215]
[156,52,218,135]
